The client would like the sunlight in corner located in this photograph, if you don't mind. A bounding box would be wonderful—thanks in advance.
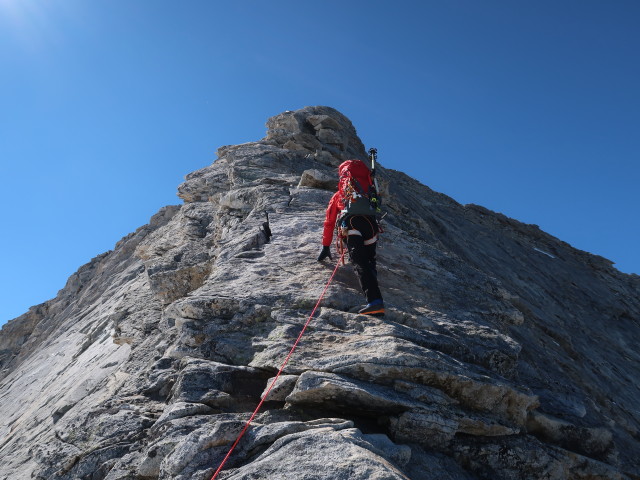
[0,0,71,51]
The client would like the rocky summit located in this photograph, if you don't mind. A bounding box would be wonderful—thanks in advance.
[1,106,639,480]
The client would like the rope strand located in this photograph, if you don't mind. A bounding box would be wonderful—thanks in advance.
[210,252,345,479]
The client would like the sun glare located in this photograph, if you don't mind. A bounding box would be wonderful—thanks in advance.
[0,0,65,51]
[0,0,41,21]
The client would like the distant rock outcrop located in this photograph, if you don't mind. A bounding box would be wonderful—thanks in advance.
[1,106,638,480]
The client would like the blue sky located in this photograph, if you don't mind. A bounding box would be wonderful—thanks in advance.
[1,1,638,326]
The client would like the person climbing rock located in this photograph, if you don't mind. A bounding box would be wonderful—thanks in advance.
[317,159,384,316]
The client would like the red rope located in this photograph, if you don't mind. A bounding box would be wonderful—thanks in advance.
[210,252,345,479]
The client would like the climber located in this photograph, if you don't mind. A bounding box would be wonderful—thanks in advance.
[317,159,384,316]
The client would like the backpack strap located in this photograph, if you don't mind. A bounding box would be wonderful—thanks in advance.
[351,176,367,195]
[341,170,369,196]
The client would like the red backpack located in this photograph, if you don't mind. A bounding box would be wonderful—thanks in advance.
[337,160,378,217]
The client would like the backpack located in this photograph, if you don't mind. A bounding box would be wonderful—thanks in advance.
[337,159,381,218]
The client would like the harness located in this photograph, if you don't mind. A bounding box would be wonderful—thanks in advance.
[335,214,380,265]
[347,229,379,246]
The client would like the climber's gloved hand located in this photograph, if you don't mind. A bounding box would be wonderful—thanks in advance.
[317,246,332,262]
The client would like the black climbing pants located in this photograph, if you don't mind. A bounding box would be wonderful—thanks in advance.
[344,215,382,304]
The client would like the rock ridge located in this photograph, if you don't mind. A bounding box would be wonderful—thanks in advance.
[0,106,638,480]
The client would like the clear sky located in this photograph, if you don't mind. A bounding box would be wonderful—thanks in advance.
[1,1,638,326]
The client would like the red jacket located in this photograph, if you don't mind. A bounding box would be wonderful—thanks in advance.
[321,160,372,246]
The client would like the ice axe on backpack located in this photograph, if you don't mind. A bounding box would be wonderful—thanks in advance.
[368,148,381,213]
[369,147,377,173]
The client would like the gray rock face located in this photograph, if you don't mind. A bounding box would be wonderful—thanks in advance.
[1,105,638,480]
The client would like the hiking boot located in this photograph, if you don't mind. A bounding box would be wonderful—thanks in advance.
[358,300,385,316]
